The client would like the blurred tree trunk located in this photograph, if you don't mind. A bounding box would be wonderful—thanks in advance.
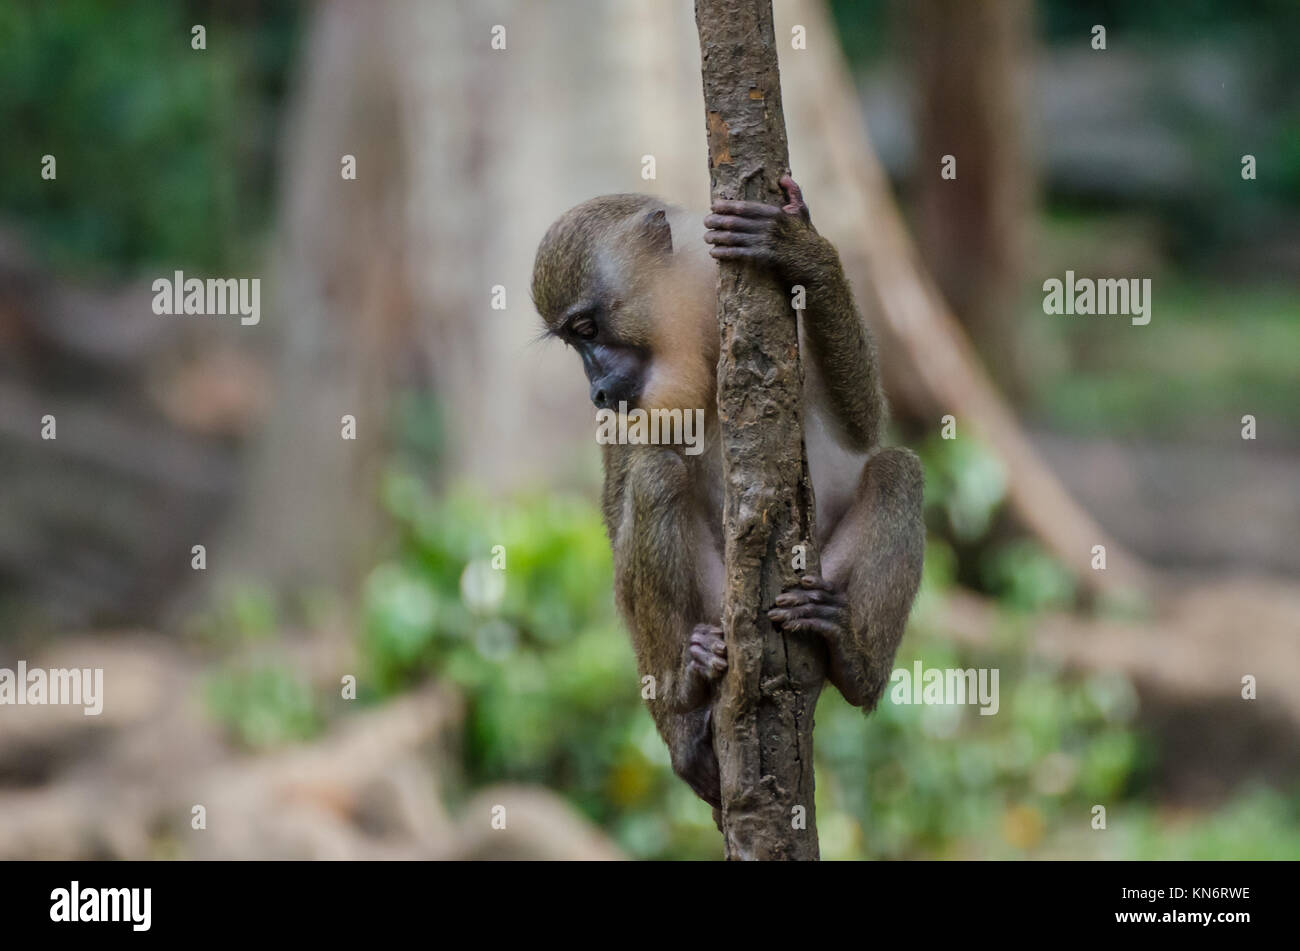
[911,0,1036,402]
[213,1,420,605]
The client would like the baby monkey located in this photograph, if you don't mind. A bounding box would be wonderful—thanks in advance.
[531,176,924,808]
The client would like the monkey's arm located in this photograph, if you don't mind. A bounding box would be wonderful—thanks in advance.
[795,237,886,450]
[606,447,727,806]
[768,448,924,709]
[705,175,885,449]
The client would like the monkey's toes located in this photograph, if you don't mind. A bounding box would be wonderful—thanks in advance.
[768,584,848,639]
[769,577,848,638]
[772,576,841,609]
[769,602,842,623]
[688,646,728,681]
[689,624,727,680]
[690,623,725,646]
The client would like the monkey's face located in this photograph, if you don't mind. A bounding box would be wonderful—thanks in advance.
[554,287,652,411]
[533,199,671,411]
[533,196,716,415]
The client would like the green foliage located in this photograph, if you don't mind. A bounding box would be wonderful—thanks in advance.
[827,0,892,66]
[1036,0,1300,50]
[363,472,615,690]
[187,582,279,646]
[204,663,321,750]
[916,434,1077,614]
[361,473,724,858]
[362,473,1297,859]
[980,540,1077,612]
[813,589,1144,858]
[917,433,1007,543]
[1034,268,1300,439]
[0,0,298,277]
[1127,786,1300,860]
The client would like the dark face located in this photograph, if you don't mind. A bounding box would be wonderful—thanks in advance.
[532,198,671,411]
[554,295,649,410]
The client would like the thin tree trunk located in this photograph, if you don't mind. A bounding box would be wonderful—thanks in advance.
[695,0,824,861]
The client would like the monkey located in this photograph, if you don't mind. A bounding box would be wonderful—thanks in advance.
[531,175,924,809]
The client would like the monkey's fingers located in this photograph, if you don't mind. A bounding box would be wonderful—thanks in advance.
[703,213,769,233]
[708,246,779,265]
[800,574,836,591]
[710,198,782,219]
[703,230,762,247]
[778,175,811,222]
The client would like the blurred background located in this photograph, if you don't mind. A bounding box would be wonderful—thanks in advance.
[0,0,1297,860]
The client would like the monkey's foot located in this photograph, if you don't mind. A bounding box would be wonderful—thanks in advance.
[767,575,850,640]
[688,624,728,683]
[678,624,727,713]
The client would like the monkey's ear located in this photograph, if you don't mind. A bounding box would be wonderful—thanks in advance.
[642,209,673,256]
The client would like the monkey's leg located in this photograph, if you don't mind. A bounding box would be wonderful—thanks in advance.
[659,627,727,808]
[611,450,728,806]
[665,703,723,810]
[768,447,924,709]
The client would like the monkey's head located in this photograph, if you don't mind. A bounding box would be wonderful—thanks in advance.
[532,195,717,414]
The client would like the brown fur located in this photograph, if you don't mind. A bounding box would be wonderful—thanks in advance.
[533,189,924,808]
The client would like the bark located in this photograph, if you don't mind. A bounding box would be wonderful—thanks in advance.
[695,0,824,861]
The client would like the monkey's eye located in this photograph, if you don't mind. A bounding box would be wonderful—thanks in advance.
[569,314,598,340]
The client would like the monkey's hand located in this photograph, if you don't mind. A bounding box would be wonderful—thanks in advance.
[703,174,830,283]
[767,574,876,708]
[676,623,727,712]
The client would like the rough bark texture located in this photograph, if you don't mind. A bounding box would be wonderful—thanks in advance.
[696,0,824,861]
